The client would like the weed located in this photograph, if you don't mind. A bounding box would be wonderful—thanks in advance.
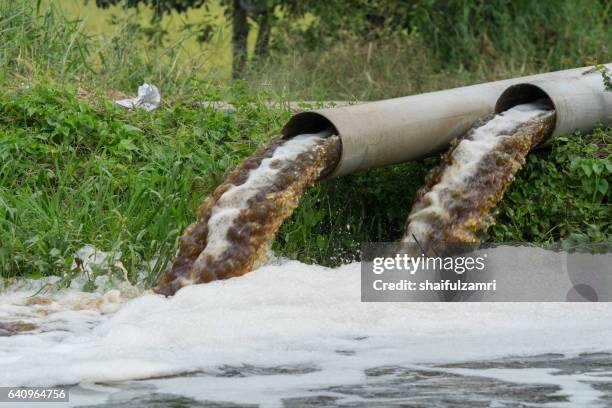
[491,127,611,245]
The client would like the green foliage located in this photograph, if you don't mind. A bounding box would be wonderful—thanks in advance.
[0,0,206,97]
[94,0,207,18]
[89,0,612,82]
[403,0,610,69]
[0,82,286,284]
[595,65,612,91]
[275,159,437,266]
[268,0,610,68]
[243,0,611,99]
[491,128,612,245]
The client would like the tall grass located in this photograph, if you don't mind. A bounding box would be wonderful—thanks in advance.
[413,0,610,69]
[0,0,92,78]
[4,0,610,100]
[0,0,215,97]
[243,0,611,100]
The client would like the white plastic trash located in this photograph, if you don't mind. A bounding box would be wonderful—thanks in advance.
[115,83,161,111]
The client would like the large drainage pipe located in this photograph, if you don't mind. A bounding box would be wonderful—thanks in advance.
[282,64,612,177]
[495,72,612,137]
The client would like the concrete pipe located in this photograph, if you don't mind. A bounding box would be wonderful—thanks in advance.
[495,70,612,139]
[282,64,612,177]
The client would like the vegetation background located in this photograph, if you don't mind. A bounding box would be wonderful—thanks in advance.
[0,0,610,287]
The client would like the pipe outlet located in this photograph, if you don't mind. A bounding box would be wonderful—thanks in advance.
[495,68,612,139]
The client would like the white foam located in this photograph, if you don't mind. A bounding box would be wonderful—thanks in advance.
[405,101,551,241]
[1,255,611,406]
[200,132,328,262]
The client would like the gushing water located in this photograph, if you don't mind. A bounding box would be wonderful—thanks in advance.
[155,131,341,296]
[157,102,556,294]
[403,101,556,248]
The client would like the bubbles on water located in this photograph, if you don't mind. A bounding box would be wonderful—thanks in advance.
[0,244,145,338]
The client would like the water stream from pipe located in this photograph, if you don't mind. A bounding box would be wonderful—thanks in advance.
[403,101,556,250]
[157,101,556,295]
[155,131,341,296]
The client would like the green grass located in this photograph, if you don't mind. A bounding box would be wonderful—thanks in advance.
[0,82,288,285]
[0,1,610,287]
[0,0,217,98]
[491,128,611,246]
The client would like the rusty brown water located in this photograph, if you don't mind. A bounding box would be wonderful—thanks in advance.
[403,102,556,250]
[0,321,37,336]
[155,132,341,296]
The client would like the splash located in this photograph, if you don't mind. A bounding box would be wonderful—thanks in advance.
[156,132,341,296]
[403,101,556,248]
[0,244,144,338]
[0,286,136,340]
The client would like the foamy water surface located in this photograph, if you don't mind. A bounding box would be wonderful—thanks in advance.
[1,258,612,407]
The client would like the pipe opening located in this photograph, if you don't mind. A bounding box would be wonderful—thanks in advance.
[495,83,554,114]
[156,130,341,296]
[281,112,338,139]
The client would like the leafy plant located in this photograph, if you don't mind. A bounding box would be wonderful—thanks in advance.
[490,127,611,244]
[594,64,612,91]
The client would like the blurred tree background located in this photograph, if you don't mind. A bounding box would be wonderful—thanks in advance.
[88,0,611,96]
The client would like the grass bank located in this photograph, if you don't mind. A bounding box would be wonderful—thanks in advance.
[0,1,610,288]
